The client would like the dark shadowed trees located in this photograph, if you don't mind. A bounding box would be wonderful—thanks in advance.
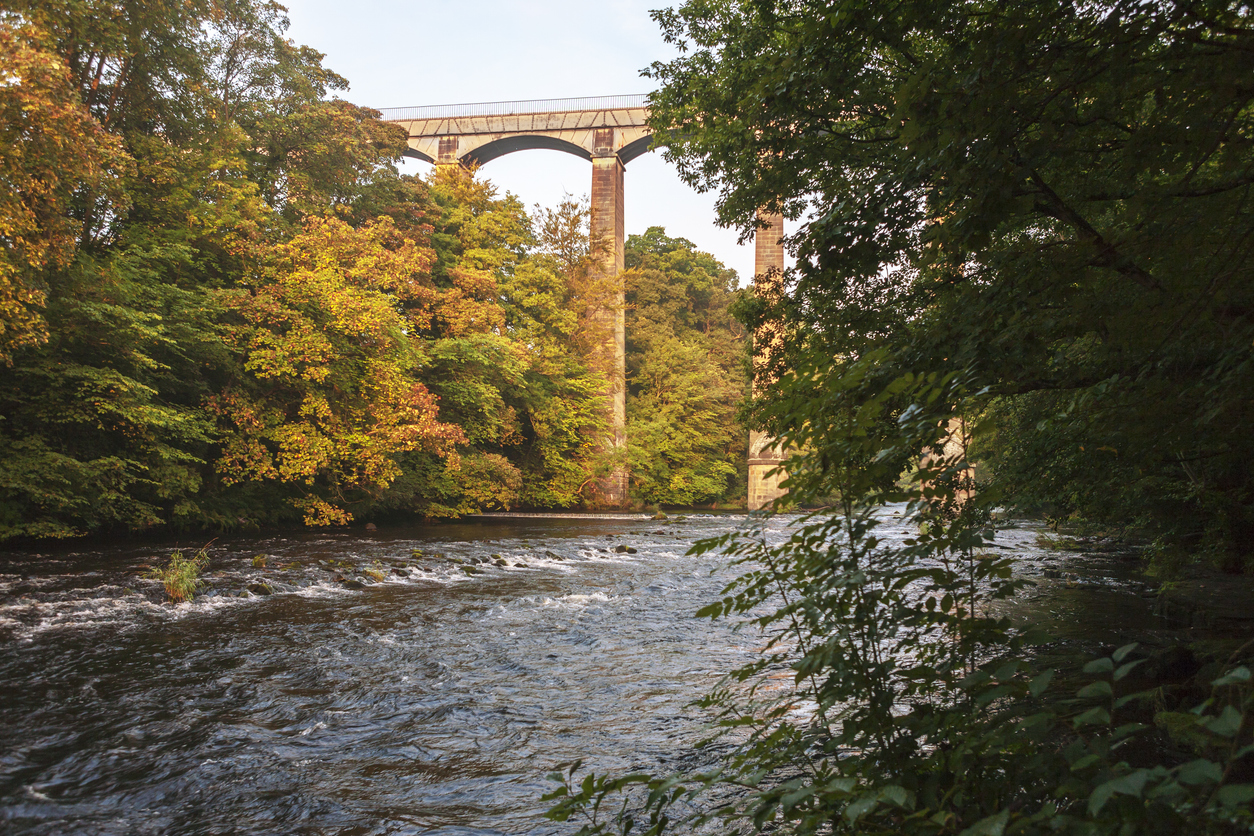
[646,0,1254,570]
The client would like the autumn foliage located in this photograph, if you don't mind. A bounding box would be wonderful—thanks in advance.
[0,2,749,540]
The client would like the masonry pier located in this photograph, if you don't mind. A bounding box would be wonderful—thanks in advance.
[747,211,789,511]
[588,148,628,503]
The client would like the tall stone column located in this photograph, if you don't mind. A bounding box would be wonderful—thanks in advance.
[748,211,788,511]
[589,131,627,505]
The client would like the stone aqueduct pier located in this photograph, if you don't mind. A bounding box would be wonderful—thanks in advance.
[378,95,787,510]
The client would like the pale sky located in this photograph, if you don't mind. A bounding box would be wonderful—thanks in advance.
[282,0,758,282]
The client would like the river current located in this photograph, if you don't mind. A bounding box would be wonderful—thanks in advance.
[0,511,1162,835]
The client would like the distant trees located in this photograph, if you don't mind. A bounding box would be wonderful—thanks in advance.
[625,227,748,506]
[0,0,590,538]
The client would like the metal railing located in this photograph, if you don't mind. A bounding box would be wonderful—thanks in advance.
[377,94,649,122]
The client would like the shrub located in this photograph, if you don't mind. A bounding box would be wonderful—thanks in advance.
[146,548,210,603]
[545,357,1254,835]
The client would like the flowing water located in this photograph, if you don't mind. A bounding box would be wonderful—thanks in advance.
[0,511,1165,835]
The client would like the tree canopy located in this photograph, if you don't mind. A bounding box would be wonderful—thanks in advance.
[0,1,751,540]
[647,0,1254,570]
[625,227,748,506]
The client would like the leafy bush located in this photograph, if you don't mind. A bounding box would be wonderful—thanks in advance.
[146,548,210,603]
[545,357,1254,835]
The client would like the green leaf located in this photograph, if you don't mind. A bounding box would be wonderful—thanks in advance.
[959,808,1010,836]
[1175,759,1222,786]
[780,784,814,812]
[843,794,878,822]
[1216,784,1254,808]
[1211,666,1251,687]
[1074,707,1112,727]
[1077,681,1113,700]
[1088,771,1151,815]
[879,784,914,809]
[823,776,856,794]
[1070,753,1102,772]
[1113,659,1145,681]
[1112,643,1139,662]
[1084,658,1114,674]
[993,661,1019,681]
[1112,722,1148,741]
[1204,705,1243,738]
[1087,782,1116,817]
[1115,691,1151,709]
[1029,669,1054,697]
[695,601,725,619]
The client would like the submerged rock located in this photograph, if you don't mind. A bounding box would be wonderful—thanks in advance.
[247,582,273,596]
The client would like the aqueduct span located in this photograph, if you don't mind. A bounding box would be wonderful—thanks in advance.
[378,95,786,510]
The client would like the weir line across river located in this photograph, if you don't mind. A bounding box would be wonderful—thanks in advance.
[378,96,788,510]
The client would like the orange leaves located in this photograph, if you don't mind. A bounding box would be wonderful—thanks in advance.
[214,215,462,524]
[435,265,506,337]
[0,19,130,362]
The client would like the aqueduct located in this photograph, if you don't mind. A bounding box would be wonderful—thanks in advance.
[379,95,786,510]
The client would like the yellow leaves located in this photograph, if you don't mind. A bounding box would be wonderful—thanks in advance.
[292,496,353,526]
[278,210,435,289]
[272,423,336,483]
[214,214,462,524]
[0,19,130,363]
[244,318,334,381]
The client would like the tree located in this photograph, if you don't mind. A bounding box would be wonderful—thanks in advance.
[546,9,1254,835]
[0,0,443,537]
[0,17,129,363]
[624,227,748,505]
[212,215,462,525]
[646,0,1254,569]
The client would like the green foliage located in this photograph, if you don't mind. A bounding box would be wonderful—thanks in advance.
[410,171,606,514]
[546,1,1254,832]
[145,547,209,603]
[624,228,748,505]
[646,0,1254,570]
[0,0,397,537]
[0,0,626,536]
[547,356,1254,835]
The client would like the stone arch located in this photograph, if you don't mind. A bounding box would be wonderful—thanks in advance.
[462,135,592,166]
[617,134,655,165]
[402,148,435,164]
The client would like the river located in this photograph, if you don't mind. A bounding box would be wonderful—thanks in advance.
[0,511,1164,835]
